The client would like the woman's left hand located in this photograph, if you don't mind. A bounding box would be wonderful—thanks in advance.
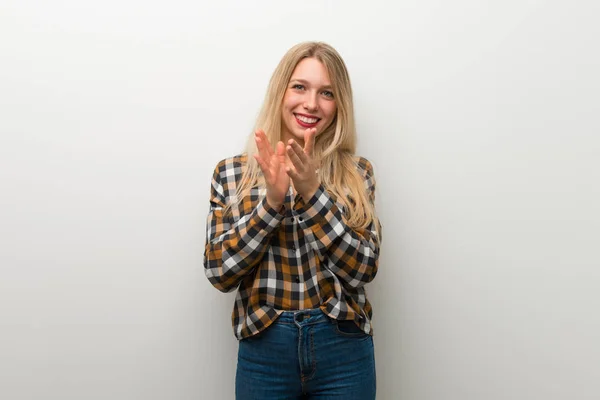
[286,128,320,200]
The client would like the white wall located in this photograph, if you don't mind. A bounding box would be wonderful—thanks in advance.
[1,1,598,399]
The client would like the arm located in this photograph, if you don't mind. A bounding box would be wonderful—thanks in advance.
[203,164,284,292]
[294,160,381,288]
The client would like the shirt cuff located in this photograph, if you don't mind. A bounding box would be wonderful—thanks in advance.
[293,185,340,228]
[260,196,286,224]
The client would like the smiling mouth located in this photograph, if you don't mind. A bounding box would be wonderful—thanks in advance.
[294,113,321,126]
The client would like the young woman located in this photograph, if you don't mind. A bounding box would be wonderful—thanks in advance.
[204,41,382,400]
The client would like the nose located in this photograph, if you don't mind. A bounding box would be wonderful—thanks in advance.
[303,91,319,111]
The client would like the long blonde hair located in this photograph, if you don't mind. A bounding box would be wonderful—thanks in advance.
[230,41,381,238]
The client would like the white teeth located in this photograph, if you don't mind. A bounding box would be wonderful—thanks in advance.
[296,115,318,124]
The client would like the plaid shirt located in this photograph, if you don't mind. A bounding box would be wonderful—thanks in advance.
[203,154,380,340]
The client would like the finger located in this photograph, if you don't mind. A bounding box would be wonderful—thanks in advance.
[304,128,317,156]
[255,132,270,162]
[276,141,286,164]
[270,149,284,173]
[285,164,300,181]
[287,139,309,164]
[286,143,305,171]
[257,129,274,157]
[254,131,269,160]
[253,154,271,179]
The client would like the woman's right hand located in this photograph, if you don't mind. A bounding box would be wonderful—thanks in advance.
[253,129,290,210]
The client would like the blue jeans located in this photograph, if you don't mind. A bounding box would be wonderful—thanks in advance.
[236,308,376,399]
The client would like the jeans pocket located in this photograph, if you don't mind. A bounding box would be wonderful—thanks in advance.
[334,319,369,338]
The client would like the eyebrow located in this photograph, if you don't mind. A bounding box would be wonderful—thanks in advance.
[290,78,333,90]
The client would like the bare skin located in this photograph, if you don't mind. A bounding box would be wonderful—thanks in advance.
[253,128,320,210]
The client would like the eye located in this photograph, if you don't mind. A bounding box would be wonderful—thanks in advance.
[292,84,305,90]
[322,90,334,98]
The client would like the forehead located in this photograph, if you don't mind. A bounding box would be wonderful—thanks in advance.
[290,57,331,85]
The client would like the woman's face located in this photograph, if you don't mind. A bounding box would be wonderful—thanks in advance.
[280,57,337,146]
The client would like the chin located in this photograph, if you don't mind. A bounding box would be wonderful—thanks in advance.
[293,127,311,137]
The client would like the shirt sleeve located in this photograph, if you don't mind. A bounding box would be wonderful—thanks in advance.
[293,159,381,288]
[203,164,284,292]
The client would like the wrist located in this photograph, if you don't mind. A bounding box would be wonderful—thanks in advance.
[266,197,283,211]
[300,183,320,201]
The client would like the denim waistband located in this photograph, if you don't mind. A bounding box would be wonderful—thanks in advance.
[277,308,329,325]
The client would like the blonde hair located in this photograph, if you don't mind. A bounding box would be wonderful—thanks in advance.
[229,41,381,238]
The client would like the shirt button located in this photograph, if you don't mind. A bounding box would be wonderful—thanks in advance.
[295,276,300,283]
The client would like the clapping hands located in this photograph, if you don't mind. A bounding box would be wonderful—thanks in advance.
[253,128,320,210]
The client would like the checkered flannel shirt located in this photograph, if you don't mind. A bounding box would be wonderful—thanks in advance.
[203,154,380,340]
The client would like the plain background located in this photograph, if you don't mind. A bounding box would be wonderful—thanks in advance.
[1,1,599,399]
